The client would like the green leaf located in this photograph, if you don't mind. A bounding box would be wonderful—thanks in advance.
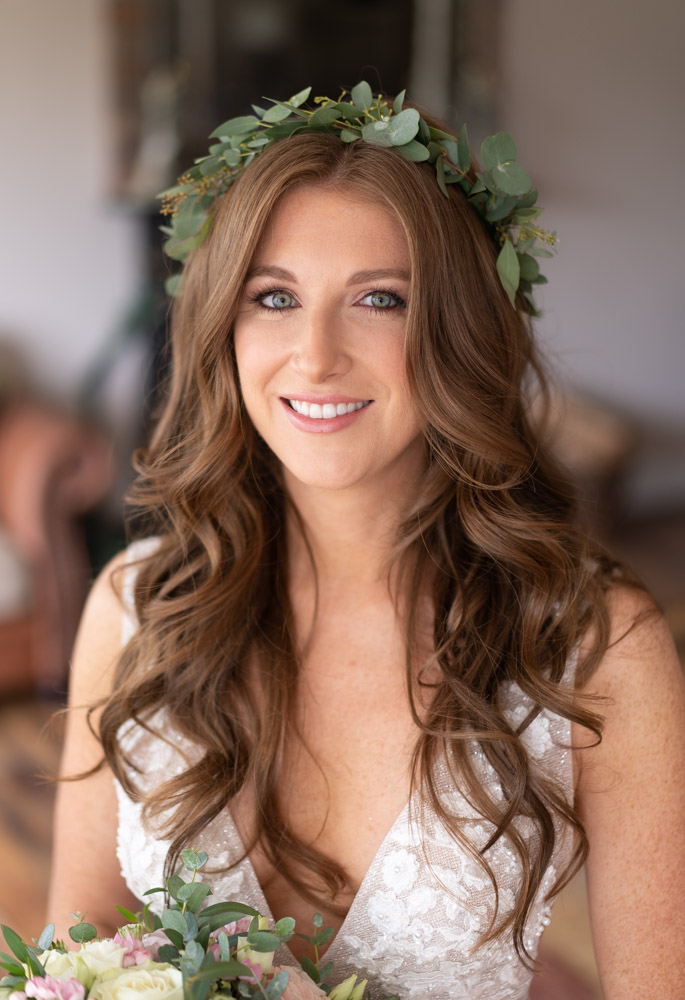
[222,148,242,167]
[274,917,296,939]
[308,105,342,128]
[265,970,290,1000]
[340,128,360,143]
[435,156,448,197]
[159,927,184,950]
[209,115,259,139]
[529,247,554,258]
[162,910,189,935]
[394,139,430,162]
[251,104,267,118]
[37,925,54,952]
[0,975,27,989]
[262,120,306,141]
[485,195,518,222]
[481,132,517,170]
[68,923,96,945]
[301,955,320,983]
[262,103,293,123]
[513,207,541,223]
[288,86,311,107]
[361,119,394,147]
[199,901,259,920]
[518,253,540,282]
[351,81,373,112]
[386,107,420,145]
[2,926,29,964]
[516,188,538,209]
[393,89,406,114]
[427,126,454,140]
[181,850,209,872]
[187,960,256,984]
[312,926,334,947]
[198,156,223,177]
[176,882,212,913]
[332,102,358,121]
[143,887,165,896]
[157,944,180,964]
[457,123,470,172]
[469,177,486,195]
[245,930,281,953]
[496,240,520,306]
[0,953,26,977]
[318,961,334,983]
[167,874,186,900]
[490,160,532,196]
[312,914,323,929]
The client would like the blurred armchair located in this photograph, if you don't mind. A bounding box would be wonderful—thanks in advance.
[0,400,112,696]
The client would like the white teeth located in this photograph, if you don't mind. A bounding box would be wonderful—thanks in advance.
[288,399,370,418]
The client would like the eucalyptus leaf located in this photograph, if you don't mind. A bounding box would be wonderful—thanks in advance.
[518,253,540,282]
[274,917,296,938]
[262,120,306,141]
[37,925,54,952]
[222,149,242,167]
[157,944,180,964]
[490,161,532,196]
[251,104,267,118]
[162,910,189,935]
[199,901,259,920]
[265,970,290,1000]
[481,132,517,170]
[516,188,538,209]
[312,914,323,929]
[318,961,334,983]
[513,207,541,222]
[301,955,320,982]
[0,953,26,977]
[68,923,96,945]
[262,104,293,123]
[199,156,223,177]
[361,120,394,147]
[486,195,518,223]
[387,107,420,145]
[394,139,430,162]
[188,960,256,983]
[312,926,334,946]
[496,240,520,306]
[333,102,359,121]
[529,247,554,258]
[288,86,311,107]
[351,81,373,112]
[308,105,342,127]
[435,156,448,197]
[209,116,259,139]
[245,930,281,952]
[393,89,406,114]
[340,128,360,143]
[457,123,470,172]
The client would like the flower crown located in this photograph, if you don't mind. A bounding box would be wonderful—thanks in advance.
[159,81,557,314]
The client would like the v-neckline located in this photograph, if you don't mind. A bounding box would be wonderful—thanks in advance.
[224,790,420,967]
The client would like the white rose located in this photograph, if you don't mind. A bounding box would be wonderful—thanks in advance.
[75,941,126,989]
[37,952,90,990]
[89,965,182,1000]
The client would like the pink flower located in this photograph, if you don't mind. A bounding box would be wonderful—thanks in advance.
[237,957,264,986]
[208,918,252,960]
[112,934,153,968]
[271,966,328,1000]
[139,930,172,962]
[24,975,85,1000]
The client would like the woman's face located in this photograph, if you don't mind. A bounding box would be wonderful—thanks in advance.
[233,185,425,495]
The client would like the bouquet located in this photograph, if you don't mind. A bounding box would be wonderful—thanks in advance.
[0,851,376,1000]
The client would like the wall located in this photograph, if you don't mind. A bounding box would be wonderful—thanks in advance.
[498,0,685,508]
[0,0,141,401]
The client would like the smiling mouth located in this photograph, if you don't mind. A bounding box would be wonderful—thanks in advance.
[287,399,371,418]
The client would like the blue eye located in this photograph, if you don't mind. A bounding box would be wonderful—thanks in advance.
[360,290,406,311]
[258,288,295,309]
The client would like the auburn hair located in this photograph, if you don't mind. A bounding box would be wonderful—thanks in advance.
[98,116,636,964]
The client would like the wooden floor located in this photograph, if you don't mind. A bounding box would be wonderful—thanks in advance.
[0,511,683,995]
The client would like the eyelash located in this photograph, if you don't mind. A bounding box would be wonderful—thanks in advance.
[247,287,407,315]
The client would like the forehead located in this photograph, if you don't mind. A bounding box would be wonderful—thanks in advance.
[251,184,410,269]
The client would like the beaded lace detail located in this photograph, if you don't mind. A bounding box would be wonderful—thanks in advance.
[115,540,575,1000]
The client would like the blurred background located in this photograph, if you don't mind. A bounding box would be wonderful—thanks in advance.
[0,0,683,996]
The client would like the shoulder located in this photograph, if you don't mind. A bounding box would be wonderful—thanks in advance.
[68,538,159,707]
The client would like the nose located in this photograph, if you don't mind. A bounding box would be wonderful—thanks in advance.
[291,305,352,384]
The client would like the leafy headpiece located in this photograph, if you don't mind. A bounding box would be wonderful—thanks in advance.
[159,82,556,313]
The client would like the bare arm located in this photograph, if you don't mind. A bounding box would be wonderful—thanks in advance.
[573,588,685,999]
[48,552,141,939]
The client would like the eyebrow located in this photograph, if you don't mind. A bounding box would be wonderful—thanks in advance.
[245,265,411,285]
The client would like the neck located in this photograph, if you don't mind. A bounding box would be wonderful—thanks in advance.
[284,457,425,592]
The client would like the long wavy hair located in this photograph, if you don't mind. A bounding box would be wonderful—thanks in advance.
[98,113,634,964]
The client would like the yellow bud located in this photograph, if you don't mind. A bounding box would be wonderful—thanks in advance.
[329,974,357,1000]
[349,980,367,1000]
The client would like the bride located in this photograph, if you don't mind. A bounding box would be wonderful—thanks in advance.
[48,87,685,998]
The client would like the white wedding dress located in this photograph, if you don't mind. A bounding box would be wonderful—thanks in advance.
[115,540,575,1000]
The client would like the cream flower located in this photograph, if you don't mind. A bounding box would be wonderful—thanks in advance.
[89,964,182,1000]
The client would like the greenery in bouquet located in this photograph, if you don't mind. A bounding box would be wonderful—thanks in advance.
[0,851,395,1000]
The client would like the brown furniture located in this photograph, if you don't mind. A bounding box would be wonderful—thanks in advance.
[0,400,112,696]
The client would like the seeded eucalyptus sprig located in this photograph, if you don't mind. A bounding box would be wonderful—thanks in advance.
[158,81,557,313]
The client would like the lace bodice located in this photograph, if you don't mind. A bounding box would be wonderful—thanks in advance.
[115,540,575,1000]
